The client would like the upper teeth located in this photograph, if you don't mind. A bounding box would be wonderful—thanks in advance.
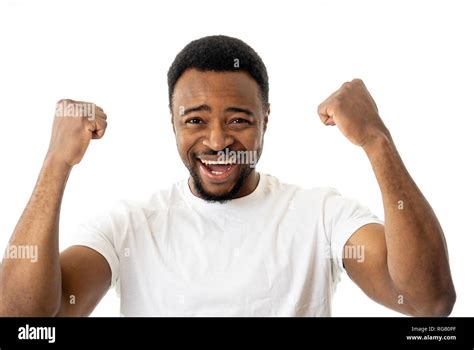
[200,159,235,165]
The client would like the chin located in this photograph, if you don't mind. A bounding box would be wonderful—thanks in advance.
[201,182,236,197]
[189,165,251,203]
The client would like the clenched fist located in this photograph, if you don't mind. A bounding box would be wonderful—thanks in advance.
[46,99,107,167]
[318,79,389,148]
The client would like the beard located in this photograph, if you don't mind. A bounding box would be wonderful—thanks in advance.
[187,147,261,204]
[189,164,254,204]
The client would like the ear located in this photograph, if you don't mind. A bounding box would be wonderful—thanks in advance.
[263,104,270,132]
[171,112,176,134]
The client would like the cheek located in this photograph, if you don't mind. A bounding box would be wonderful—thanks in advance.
[175,127,194,147]
[241,128,264,150]
[175,130,193,161]
[175,128,207,168]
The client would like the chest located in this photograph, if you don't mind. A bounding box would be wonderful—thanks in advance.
[116,205,331,316]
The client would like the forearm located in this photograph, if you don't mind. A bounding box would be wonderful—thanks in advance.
[363,133,455,313]
[0,155,71,316]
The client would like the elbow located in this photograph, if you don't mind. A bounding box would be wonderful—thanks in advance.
[432,290,456,317]
[413,289,456,317]
[0,298,61,317]
[0,305,60,317]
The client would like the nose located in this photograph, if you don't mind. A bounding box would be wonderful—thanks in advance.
[203,123,234,151]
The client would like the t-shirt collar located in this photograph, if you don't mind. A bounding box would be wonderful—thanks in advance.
[182,172,267,211]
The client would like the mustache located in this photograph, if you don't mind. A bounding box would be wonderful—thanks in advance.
[193,147,247,158]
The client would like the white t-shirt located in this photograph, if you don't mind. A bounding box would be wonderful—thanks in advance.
[71,173,383,316]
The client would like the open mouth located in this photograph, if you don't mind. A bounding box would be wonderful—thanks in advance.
[197,157,238,183]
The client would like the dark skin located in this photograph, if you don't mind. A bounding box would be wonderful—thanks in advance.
[0,72,455,316]
[171,69,269,200]
[318,80,455,315]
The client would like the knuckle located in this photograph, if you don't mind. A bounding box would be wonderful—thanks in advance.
[57,98,73,104]
[341,82,352,90]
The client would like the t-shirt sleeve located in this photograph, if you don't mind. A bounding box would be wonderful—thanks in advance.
[68,210,120,288]
[322,188,384,279]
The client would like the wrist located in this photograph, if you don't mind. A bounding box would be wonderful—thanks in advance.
[43,152,73,175]
[361,130,394,156]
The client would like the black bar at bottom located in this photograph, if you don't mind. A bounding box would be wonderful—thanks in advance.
[0,317,472,349]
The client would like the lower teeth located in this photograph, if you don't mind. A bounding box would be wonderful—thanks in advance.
[211,171,224,175]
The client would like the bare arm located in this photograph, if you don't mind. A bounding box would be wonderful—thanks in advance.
[0,100,110,316]
[358,133,454,315]
[0,155,69,316]
[318,80,455,316]
[57,245,111,316]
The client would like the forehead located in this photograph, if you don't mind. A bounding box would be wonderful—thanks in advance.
[173,69,261,107]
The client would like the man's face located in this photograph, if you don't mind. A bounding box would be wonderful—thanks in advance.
[172,69,269,202]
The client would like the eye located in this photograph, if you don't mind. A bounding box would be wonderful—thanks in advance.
[230,118,250,124]
[186,117,203,124]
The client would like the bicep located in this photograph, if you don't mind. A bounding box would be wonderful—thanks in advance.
[56,246,111,316]
[343,223,416,315]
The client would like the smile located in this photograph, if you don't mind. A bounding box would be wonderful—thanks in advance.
[198,158,238,182]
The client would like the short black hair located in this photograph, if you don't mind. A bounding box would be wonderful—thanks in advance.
[167,35,269,110]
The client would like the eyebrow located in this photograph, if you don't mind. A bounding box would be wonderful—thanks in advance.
[225,107,254,117]
[181,104,211,116]
[181,104,254,117]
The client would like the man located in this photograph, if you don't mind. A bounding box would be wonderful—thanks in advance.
[0,35,455,316]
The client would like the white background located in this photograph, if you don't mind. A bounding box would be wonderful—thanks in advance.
[0,0,472,316]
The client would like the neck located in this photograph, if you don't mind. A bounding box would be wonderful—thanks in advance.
[189,170,261,201]
[235,170,260,198]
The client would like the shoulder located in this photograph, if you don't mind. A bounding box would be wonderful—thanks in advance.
[263,173,340,207]
[84,179,188,229]
[119,179,188,211]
